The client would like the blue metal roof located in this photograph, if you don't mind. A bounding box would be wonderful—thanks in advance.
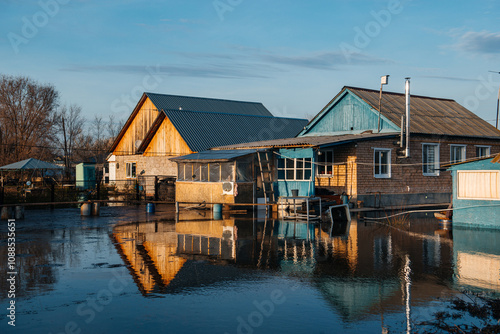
[0,158,64,170]
[171,149,258,162]
[163,109,308,152]
[146,93,272,117]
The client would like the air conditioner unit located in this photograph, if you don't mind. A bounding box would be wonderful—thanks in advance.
[222,182,234,195]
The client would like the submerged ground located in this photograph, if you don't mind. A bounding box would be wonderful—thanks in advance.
[0,205,499,333]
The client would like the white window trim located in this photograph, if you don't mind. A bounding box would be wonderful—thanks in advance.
[373,148,391,178]
[277,157,313,181]
[126,162,137,178]
[316,150,334,177]
[450,144,467,164]
[475,145,491,158]
[422,143,440,176]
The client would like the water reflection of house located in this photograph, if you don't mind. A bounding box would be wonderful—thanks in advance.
[453,227,500,293]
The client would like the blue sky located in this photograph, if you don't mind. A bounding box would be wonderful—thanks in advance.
[1,0,499,127]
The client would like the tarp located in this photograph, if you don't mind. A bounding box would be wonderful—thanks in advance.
[0,158,64,170]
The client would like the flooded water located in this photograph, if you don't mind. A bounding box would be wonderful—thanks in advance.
[1,205,499,333]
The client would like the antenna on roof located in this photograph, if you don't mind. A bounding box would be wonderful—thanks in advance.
[489,71,500,129]
[378,75,390,133]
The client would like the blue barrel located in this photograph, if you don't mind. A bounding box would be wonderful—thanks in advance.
[146,203,155,213]
[213,204,222,220]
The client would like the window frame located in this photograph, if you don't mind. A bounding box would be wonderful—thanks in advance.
[277,157,313,181]
[316,150,334,177]
[126,162,137,178]
[475,145,491,158]
[422,143,440,176]
[373,148,391,178]
[450,144,466,164]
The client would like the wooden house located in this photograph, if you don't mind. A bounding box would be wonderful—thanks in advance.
[107,93,308,194]
[447,154,500,229]
[174,86,500,207]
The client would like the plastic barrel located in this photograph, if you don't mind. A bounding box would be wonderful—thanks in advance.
[15,206,24,219]
[213,204,222,220]
[92,202,100,216]
[81,203,91,216]
[291,189,299,197]
[146,203,155,213]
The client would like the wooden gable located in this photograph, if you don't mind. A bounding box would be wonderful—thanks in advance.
[143,116,192,156]
[112,97,159,155]
[300,89,400,137]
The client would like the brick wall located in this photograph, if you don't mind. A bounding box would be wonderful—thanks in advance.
[316,135,500,203]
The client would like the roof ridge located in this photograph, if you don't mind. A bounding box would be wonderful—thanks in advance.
[162,108,307,121]
[344,86,456,102]
[145,92,263,105]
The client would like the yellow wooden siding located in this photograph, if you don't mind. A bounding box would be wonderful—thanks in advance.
[176,182,236,204]
[113,98,159,155]
[458,171,500,200]
[315,164,348,187]
[143,116,192,157]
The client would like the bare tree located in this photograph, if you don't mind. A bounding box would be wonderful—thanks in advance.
[54,104,85,179]
[107,115,124,140]
[0,75,59,164]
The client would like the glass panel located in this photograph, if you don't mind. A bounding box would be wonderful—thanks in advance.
[178,163,185,181]
[296,159,303,169]
[185,163,193,181]
[286,158,294,168]
[221,162,234,182]
[278,158,285,169]
[200,164,209,182]
[278,170,285,180]
[286,170,294,180]
[296,169,304,180]
[131,163,136,178]
[209,163,220,182]
[305,169,312,180]
[236,162,252,182]
[193,163,201,181]
[305,158,312,169]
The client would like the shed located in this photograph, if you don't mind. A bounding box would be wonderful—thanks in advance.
[447,155,500,229]
[76,162,96,189]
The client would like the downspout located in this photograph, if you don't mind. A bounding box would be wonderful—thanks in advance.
[405,78,411,158]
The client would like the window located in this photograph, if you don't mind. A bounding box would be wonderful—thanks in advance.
[277,158,312,181]
[422,144,440,176]
[450,145,466,164]
[458,171,500,200]
[476,146,491,158]
[317,150,334,176]
[374,148,391,178]
[126,162,136,178]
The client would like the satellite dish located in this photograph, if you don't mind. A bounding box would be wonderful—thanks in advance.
[135,140,142,148]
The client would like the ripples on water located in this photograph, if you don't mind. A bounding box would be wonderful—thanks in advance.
[0,206,498,333]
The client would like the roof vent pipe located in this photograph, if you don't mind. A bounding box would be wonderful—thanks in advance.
[405,77,411,158]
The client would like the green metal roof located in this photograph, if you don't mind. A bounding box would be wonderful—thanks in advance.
[140,109,308,152]
[146,92,272,117]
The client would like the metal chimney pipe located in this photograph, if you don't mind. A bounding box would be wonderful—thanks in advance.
[405,78,411,158]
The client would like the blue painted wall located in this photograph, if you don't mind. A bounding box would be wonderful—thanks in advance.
[300,90,399,136]
[276,148,315,197]
[449,158,500,229]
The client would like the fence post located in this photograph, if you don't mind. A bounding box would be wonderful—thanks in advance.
[154,176,159,202]
[50,183,55,210]
[135,180,140,203]
[97,180,101,201]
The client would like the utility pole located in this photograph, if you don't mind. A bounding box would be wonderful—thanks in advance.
[378,75,390,133]
[489,71,500,129]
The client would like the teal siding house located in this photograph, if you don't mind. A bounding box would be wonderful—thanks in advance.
[447,155,500,229]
